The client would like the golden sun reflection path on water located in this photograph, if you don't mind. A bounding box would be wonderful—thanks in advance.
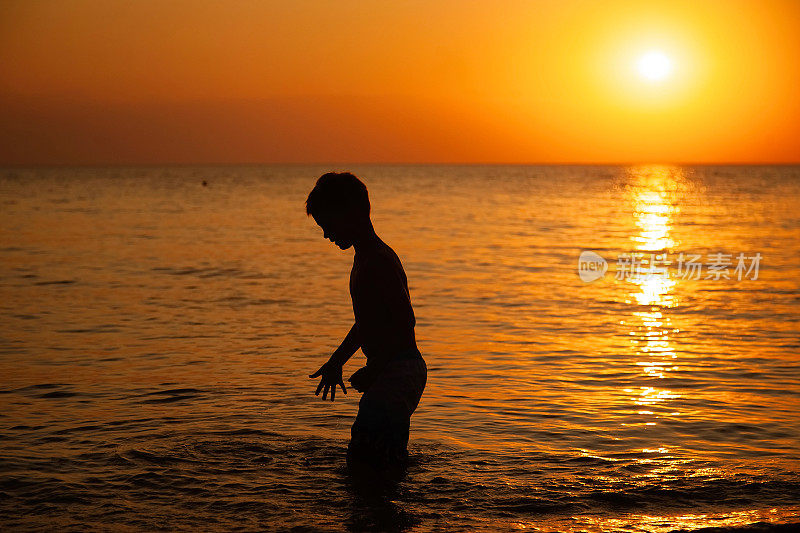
[621,166,682,439]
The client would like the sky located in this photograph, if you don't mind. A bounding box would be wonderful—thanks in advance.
[1,0,799,165]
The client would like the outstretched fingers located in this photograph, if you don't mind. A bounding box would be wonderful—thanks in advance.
[310,363,347,402]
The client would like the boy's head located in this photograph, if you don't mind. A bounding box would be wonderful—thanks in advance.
[306,172,370,250]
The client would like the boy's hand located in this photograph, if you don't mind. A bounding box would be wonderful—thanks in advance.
[309,360,347,401]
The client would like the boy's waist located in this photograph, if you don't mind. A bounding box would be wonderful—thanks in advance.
[366,345,422,364]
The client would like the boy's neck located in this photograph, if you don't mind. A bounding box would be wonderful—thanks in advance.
[353,219,381,254]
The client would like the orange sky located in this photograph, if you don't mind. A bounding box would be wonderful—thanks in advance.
[1,0,799,165]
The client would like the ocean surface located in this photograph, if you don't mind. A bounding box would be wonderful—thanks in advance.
[1,164,799,532]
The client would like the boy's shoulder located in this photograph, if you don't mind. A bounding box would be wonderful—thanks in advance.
[364,242,403,266]
[354,242,404,277]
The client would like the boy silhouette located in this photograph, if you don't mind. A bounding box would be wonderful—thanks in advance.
[306,172,427,470]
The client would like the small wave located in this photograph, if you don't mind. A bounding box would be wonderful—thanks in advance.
[151,265,267,280]
[36,390,78,398]
[141,388,205,396]
[671,522,800,533]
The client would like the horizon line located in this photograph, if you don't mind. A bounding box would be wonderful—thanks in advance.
[2,160,800,170]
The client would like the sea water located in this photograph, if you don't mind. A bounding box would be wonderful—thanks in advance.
[1,164,799,531]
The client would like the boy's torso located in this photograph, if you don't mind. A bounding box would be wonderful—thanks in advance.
[350,240,417,363]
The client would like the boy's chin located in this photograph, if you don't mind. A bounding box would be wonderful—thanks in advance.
[335,241,352,250]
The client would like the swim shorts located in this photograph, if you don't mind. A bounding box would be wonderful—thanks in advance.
[347,347,427,467]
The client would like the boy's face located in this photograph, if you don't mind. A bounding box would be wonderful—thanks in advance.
[313,212,353,250]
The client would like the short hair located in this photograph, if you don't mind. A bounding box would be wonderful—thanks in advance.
[305,172,370,219]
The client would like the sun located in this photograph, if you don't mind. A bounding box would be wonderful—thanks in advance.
[637,50,673,82]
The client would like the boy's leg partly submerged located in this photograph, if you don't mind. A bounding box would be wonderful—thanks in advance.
[347,349,427,474]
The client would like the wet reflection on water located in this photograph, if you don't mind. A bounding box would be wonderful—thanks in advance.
[574,508,789,533]
[623,166,681,430]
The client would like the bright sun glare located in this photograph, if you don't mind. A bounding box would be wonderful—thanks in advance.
[637,50,673,81]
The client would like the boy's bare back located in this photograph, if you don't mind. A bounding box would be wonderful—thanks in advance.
[350,238,417,364]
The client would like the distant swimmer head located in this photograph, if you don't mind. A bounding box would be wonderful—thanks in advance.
[306,172,371,250]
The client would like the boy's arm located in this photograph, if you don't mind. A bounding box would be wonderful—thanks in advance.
[328,322,361,366]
